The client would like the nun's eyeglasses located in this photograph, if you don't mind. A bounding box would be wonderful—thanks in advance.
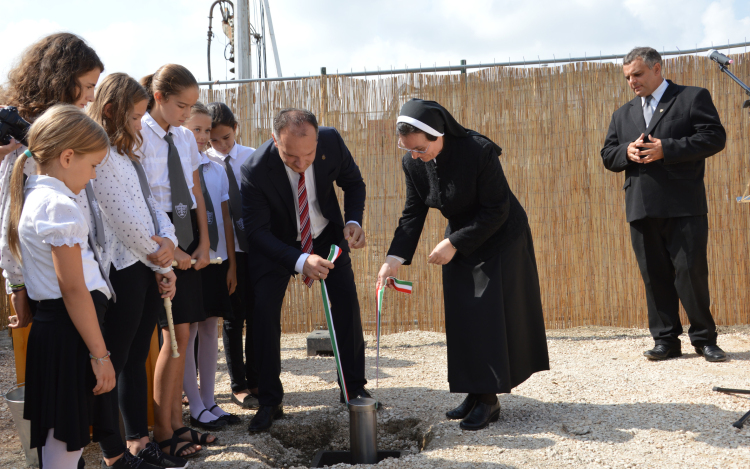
[397,142,431,154]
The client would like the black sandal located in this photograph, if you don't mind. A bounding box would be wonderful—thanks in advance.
[175,425,219,446]
[209,405,242,425]
[157,434,200,458]
[189,409,228,431]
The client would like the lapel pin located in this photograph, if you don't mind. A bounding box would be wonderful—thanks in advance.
[660,109,663,112]
[322,155,326,160]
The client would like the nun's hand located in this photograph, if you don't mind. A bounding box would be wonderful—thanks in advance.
[376,257,402,290]
[427,239,457,265]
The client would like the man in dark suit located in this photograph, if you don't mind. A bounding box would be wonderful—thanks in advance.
[601,47,727,362]
[241,108,369,431]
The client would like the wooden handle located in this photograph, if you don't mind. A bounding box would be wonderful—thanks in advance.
[171,257,222,267]
[161,278,179,358]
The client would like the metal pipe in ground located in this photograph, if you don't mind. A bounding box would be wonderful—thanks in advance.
[349,397,378,464]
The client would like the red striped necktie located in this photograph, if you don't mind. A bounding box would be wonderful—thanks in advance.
[298,172,314,287]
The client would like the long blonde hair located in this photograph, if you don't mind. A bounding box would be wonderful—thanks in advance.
[8,105,109,261]
[87,73,149,161]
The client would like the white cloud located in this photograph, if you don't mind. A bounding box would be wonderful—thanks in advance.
[702,0,750,47]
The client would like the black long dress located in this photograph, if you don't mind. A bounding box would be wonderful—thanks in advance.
[387,134,549,393]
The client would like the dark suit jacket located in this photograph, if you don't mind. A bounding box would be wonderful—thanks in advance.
[240,127,366,279]
[600,80,726,222]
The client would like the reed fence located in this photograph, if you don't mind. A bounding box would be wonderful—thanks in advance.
[75,54,750,334]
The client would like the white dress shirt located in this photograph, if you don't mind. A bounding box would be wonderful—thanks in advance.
[283,163,330,273]
[199,153,230,260]
[207,142,255,253]
[643,78,669,112]
[1,148,109,292]
[91,145,177,273]
[18,175,110,300]
[140,112,202,213]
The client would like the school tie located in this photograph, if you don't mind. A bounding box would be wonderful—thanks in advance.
[198,163,219,251]
[164,133,194,249]
[130,159,160,235]
[298,172,314,287]
[84,183,116,302]
[643,95,654,127]
[222,156,250,252]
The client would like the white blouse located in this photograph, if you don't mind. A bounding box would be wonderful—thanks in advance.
[91,145,178,273]
[1,149,108,292]
[207,142,255,253]
[140,112,202,213]
[18,175,110,300]
[199,153,230,260]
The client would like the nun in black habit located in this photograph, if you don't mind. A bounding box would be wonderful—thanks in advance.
[377,99,549,431]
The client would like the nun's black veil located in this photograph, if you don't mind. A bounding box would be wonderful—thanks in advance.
[398,98,502,156]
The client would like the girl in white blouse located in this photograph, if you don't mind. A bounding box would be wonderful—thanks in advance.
[138,64,214,457]
[87,74,188,468]
[7,105,115,468]
[181,102,242,430]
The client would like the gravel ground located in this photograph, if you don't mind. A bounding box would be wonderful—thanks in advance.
[2,326,750,468]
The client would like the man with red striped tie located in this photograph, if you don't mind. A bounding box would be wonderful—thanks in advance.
[241,108,368,432]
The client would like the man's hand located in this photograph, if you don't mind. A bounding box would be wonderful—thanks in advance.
[303,254,335,281]
[155,270,177,300]
[427,238,457,265]
[0,138,22,161]
[343,222,366,249]
[627,133,645,163]
[173,247,192,270]
[147,235,175,268]
[636,136,664,163]
[9,288,31,329]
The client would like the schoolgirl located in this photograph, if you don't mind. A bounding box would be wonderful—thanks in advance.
[139,64,214,458]
[205,102,259,409]
[87,73,188,468]
[0,33,104,331]
[182,102,241,429]
[7,105,115,468]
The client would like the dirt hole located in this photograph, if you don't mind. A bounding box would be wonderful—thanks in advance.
[249,410,428,467]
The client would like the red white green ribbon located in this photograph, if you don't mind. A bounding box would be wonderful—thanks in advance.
[375,276,413,388]
[320,245,348,403]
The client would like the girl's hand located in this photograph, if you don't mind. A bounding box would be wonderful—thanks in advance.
[91,356,116,395]
[148,235,175,268]
[174,248,192,270]
[376,258,401,291]
[427,239,457,265]
[156,270,177,300]
[191,245,210,270]
[0,138,22,161]
[227,263,238,295]
[9,289,32,329]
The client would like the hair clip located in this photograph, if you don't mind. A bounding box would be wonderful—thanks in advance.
[23,149,32,159]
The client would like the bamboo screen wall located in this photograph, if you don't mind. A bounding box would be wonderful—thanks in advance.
[200,53,750,334]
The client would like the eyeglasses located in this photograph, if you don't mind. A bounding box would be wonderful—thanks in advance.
[397,141,431,155]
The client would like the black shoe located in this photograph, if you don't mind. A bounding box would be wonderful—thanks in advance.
[643,344,682,360]
[248,404,284,432]
[102,452,163,469]
[231,392,260,409]
[208,405,242,425]
[135,441,188,468]
[189,409,228,431]
[340,387,373,403]
[695,345,728,362]
[459,400,501,431]
[446,394,478,420]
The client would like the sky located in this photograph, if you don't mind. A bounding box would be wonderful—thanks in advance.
[1,0,750,85]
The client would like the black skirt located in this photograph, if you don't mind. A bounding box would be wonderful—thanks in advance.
[24,290,111,451]
[161,209,205,327]
[201,262,233,319]
[442,223,549,394]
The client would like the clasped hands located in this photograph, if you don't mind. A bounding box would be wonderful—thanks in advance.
[627,133,664,164]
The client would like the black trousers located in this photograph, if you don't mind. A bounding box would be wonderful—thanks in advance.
[222,251,259,392]
[252,230,366,406]
[95,262,162,458]
[629,215,717,347]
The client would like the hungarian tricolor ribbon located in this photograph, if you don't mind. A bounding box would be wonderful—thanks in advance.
[320,245,348,403]
[375,276,413,388]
